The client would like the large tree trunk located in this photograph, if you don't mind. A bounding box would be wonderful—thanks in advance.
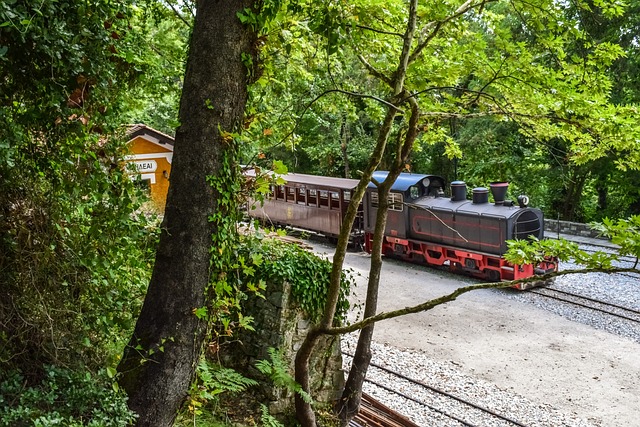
[117,2,257,426]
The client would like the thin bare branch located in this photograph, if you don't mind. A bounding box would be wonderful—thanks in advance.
[356,24,404,38]
[357,54,393,85]
[165,0,192,28]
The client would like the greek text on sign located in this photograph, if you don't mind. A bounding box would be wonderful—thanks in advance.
[134,160,158,173]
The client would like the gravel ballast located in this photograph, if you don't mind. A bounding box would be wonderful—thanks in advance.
[309,239,640,427]
[342,334,598,426]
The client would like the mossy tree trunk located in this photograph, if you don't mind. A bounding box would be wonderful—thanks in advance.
[117,2,257,426]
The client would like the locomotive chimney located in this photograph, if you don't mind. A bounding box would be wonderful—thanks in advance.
[489,182,509,205]
[450,181,467,201]
[472,187,489,204]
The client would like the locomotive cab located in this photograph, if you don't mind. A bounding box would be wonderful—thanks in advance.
[364,171,446,241]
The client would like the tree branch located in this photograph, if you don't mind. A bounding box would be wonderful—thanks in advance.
[357,54,393,86]
[355,24,404,38]
[165,0,192,28]
[323,267,640,336]
[410,0,498,64]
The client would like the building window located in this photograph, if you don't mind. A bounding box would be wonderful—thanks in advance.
[135,178,152,194]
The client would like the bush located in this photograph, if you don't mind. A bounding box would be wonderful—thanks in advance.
[0,366,136,426]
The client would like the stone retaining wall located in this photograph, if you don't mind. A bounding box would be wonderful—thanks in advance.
[219,278,343,420]
[544,219,606,239]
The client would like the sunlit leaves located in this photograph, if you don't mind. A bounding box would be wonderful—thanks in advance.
[505,236,619,269]
[591,215,640,266]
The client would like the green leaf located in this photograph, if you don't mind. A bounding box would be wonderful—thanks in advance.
[106,366,117,378]
[193,306,208,319]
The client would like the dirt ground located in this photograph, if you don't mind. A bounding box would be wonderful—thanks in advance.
[311,241,640,427]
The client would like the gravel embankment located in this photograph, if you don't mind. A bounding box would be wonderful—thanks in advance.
[507,243,640,344]
[341,334,598,427]
[339,239,640,427]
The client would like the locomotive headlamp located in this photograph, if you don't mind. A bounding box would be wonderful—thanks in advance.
[422,177,430,187]
[517,195,530,208]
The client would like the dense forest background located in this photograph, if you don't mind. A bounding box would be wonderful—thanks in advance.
[1,0,640,426]
[119,1,640,224]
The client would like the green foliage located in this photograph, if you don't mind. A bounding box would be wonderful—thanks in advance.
[0,366,136,426]
[237,233,354,324]
[260,404,285,427]
[204,151,260,341]
[242,0,640,225]
[505,237,581,265]
[186,359,258,417]
[0,130,158,372]
[505,237,617,269]
[255,348,312,404]
[120,6,191,134]
[237,0,284,35]
[591,216,640,266]
[0,0,161,402]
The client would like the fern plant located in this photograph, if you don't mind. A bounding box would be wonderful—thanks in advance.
[255,347,313,404]
[260,404,285,427]
[187,359,258,416]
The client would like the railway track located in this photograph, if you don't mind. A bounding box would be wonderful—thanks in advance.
[344,352,532,427]
[548,235,639,268]
[352,394,421,427]
[529,286,640,324]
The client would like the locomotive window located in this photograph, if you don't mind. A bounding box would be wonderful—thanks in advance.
[409,185,420,199]
[370,191,403,211]
[389,193,404,211]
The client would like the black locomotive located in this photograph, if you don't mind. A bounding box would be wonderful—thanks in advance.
[363,172,556,287]
[247,170,557,287]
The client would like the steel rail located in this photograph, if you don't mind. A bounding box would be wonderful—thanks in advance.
[343,351,531,427]
[530,287,640,324]
[363,377,476,427]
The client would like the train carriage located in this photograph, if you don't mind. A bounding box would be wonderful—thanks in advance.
[246,170,364,244]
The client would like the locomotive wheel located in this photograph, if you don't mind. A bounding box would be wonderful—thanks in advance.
[464,258,477,270]
[485,268,501,282]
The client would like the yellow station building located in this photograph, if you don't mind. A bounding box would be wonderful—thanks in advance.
[125,124,175,210]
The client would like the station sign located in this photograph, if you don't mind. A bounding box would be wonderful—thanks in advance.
[134,160,158,173]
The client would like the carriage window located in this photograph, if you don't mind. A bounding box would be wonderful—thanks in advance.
[343,190,351,202]
[330,192,340,209]
[276,185,286,200]
[318,190,329,208]
[308,189,317,206]
[296,186,306,204]
[287,187,295,202]
[409,185,420,199]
